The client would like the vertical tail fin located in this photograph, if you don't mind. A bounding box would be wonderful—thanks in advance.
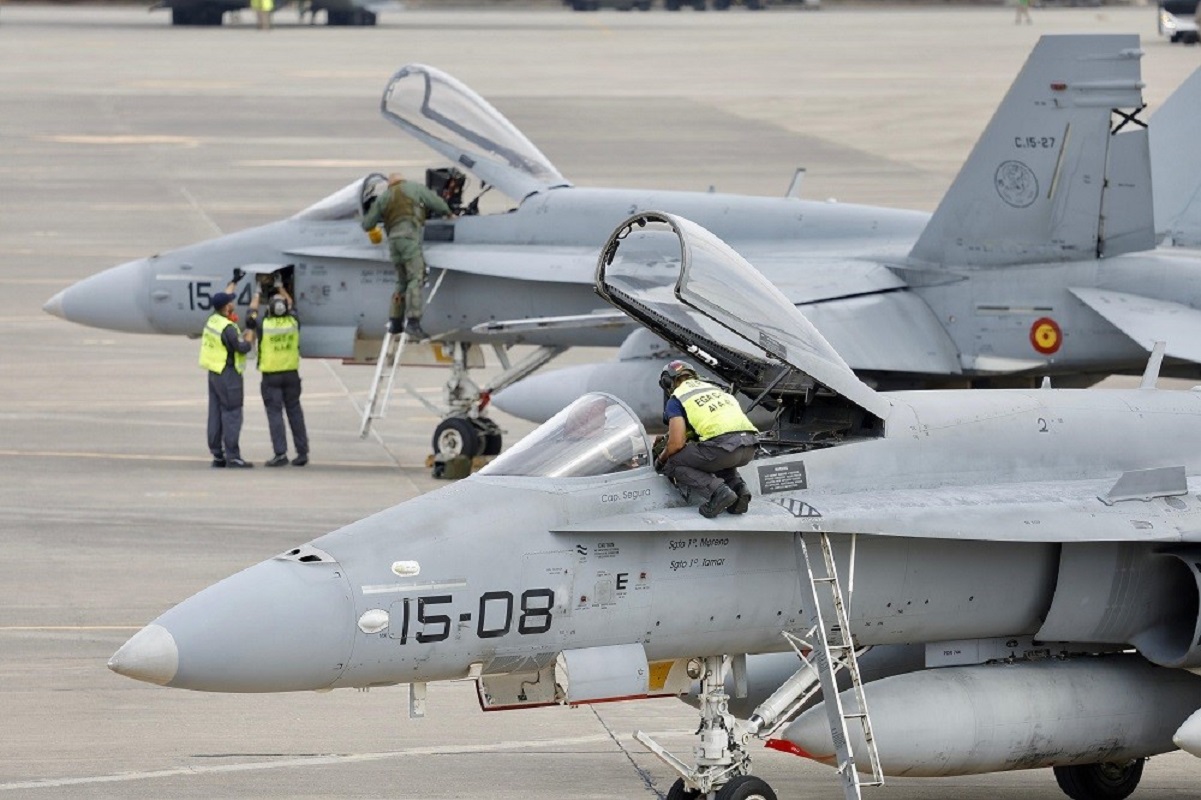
[1151,67,1201,248]
[908,35,1148,267]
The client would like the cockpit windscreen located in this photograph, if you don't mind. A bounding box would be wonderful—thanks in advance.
[479,393,650,478]
[292,178,363,222]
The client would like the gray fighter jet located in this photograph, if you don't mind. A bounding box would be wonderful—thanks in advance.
[496,52,1201,429]
[110,211,1201,800]
[44,40,1201,456]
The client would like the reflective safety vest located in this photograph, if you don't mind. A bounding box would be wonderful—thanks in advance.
[199,313,245,375]
[672,378,756,442]
[259,315,300,373]
[382,183,420,237]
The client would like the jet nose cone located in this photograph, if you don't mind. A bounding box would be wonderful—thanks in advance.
[107,624,179,686]
[112,553,356,692]
[1175,709,1201,757]
[44,259,157,334]
[42,289,66,320]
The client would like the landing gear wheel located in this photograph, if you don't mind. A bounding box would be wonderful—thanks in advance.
[433,417,483,459]
[1053,759,1145,800]
[469,417,503,456]
[715,776,777,800]
[665,778,700,800]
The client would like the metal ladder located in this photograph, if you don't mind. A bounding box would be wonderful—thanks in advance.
[358,329,409,439]
[795,531,883,800]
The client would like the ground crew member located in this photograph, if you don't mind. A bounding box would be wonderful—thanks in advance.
[360,172,453,341]
[250,0,273,29]
[200,274,257,468]
[653,360,758,517]
[253,284,309,467]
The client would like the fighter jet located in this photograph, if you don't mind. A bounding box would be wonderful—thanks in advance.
[496,52,1201,429]
[110,211,1201,800]
[44,40,1201,456]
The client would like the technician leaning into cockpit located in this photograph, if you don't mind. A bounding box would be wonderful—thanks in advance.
[654,360,758,518]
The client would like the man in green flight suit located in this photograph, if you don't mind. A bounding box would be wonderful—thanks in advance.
[361,172,453,341]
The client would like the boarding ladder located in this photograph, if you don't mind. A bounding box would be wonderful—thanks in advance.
[795,531,884,800]
[359,329,410,439]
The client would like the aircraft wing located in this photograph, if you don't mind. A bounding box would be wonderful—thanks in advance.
[799,291,962,375]
[555,477,1201,543]
[285,243,602,283]
[735,253,906,306]
[1069,287,1201,362]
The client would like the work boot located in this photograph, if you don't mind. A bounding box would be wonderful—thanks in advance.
[699,485,738,518]
[404,318,429,341]
[265,454,289,467]
[211,457,226,468]
[387,317,405,335]
[728,480,752,514]
[291,454,309,467]
[226,458,254,469]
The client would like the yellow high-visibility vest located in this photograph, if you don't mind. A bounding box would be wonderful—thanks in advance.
[199,313,245,375]
[672,378,755,441]
[259,315,300,373]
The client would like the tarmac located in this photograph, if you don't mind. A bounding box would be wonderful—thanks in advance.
[1,3,1200,797]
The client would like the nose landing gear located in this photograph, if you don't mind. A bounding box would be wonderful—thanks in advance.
[636,655,778,800]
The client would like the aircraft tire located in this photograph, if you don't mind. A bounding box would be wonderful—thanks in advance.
[1053,759,1144,800]
[715,775,777,800]
[471,417,503,456]
[665,778,699,800]
[433,417,483,459]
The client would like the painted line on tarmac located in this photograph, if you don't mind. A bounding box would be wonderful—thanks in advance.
[0,450,401,470]
[0,732,682,791]
[0,626,139,632]
[0,627,137,631]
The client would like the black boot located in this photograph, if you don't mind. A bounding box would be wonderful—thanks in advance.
[404,318,429,341]
[728,480,751,514]
[699,485,738,518]
[387,316,405,335]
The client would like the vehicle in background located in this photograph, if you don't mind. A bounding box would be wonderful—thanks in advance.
[563,0,817,11]
[153,0,398,26]
[1159,0,1200,44]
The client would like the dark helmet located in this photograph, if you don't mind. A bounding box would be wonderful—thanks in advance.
[658,359,698,392]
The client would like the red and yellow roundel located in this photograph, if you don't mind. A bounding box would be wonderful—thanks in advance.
[1030,317,1062,355]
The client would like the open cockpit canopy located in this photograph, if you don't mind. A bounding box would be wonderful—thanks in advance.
[479,393,651,478]
[596,212,889,447]
[380,64,570,202]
